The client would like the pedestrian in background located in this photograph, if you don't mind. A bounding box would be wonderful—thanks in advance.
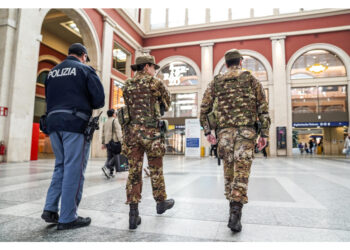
[101,108,122,179]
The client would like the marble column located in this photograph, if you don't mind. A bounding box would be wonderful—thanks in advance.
[5,9,44,162]
[0,9,18,160]
[91,16,115,158]
[270,36,292,156]
[200,42,214,151]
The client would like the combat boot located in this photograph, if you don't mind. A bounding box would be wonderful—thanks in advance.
[129,203,141,230]
[228,201,243,232]
[156,199,175,214]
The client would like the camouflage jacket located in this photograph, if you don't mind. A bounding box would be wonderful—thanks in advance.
[200,68,270,137]
[122,71,171,125]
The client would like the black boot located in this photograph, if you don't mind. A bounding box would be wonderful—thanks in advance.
[228,201,243,232]
[41,210,59,224]
[156,199,175,214]
[129,203,141,230]
[57,216,91,230]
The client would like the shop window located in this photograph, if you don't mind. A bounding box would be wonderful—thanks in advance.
[168,8,186,27]
[291,50,346,80]
[157,61,199,87]
[37,71,49,84]
[188,8,206,25]
[112,44,129,75]
[150,8,166,29]
[291,85,348,114]
[164,93,198,118]
[291,87,319,114]
[318,85,347,113]
[210,8,229,22]
[111,80,125,110]
[220,55,268,81]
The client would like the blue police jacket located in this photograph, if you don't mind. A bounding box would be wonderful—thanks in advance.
[45,56,105,134]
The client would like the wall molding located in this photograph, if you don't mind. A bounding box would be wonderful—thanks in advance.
[97,8,142,51]
[144,25,350,50]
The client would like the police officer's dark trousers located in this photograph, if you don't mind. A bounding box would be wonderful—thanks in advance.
[44,131,90,223]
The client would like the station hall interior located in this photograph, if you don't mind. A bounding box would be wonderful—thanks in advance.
[0,6,350,243]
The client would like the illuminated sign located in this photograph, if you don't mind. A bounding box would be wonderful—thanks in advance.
[306,63,328,74]
[293,122,349,128]
[163,63,189,86]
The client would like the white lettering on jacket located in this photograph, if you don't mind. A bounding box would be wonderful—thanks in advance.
[48,67,77,79]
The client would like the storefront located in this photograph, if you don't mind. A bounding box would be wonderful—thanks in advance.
[156,58,201,155]
[290,48,349,155]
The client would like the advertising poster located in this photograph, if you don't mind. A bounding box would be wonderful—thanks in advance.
[185,119,201,157]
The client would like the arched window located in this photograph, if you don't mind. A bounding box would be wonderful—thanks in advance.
[36,70,50,84]
[219,55,268,81]
[291,49,346,80]
[157,61,199,87]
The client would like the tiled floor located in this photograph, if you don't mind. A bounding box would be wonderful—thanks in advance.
[0,155,350,242]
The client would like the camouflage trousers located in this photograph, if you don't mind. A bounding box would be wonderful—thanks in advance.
[122,124,167,204]
[217,127,256,204]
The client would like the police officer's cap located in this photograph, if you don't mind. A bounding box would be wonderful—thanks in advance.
[68,43,90,62]
[225,49,243,62]
[131,55,160,71]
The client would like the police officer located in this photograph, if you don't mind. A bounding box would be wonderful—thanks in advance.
[41,43,105,230]
[200,49,270,233]
[121,55,175,230]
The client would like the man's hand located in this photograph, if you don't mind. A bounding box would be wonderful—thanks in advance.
[102,144,106,150]
[257,137,267,151]
[206,134,217,145]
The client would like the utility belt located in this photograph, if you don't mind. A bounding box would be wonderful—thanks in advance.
[130,120,168,132]
[131,120,169,140]
[39,109,90,135]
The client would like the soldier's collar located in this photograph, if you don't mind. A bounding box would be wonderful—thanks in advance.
[227,66,242,71]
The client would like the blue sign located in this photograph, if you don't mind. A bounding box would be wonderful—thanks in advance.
[293,122,349,128]
[186,138,199,148]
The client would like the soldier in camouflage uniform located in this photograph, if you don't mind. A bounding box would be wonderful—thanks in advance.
[200,49,270,233]
[121,55,175,230]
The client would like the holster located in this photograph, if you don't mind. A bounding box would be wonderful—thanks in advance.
[117,106,130,127]
[39,114,48,135]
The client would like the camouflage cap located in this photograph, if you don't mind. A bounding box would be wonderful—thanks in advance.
[131,55,160,71]
[224,49,243,62]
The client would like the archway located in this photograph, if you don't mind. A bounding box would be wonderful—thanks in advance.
[286,43,350,155]
[31,8,101,160]
[156,55,201,155]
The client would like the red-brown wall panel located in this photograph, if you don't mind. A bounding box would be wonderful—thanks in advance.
[38,61,56,72]
[150,45,202,70]
[36,86,45,96]
[84,8,104,47]
[285,31,350,63]
[144,13,350,47]
[213,39,272,69]
[39,43,66,61]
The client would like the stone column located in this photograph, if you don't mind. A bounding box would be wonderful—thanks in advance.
[91,16,115,158]
[0,9,18,158]
[5,9,44,162]
[200,42,214,152]
[270,36,292,156]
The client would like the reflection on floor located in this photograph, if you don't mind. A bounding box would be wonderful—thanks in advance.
[0,155,350,242]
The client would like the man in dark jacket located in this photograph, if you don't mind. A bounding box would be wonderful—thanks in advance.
[41,43,105,230]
